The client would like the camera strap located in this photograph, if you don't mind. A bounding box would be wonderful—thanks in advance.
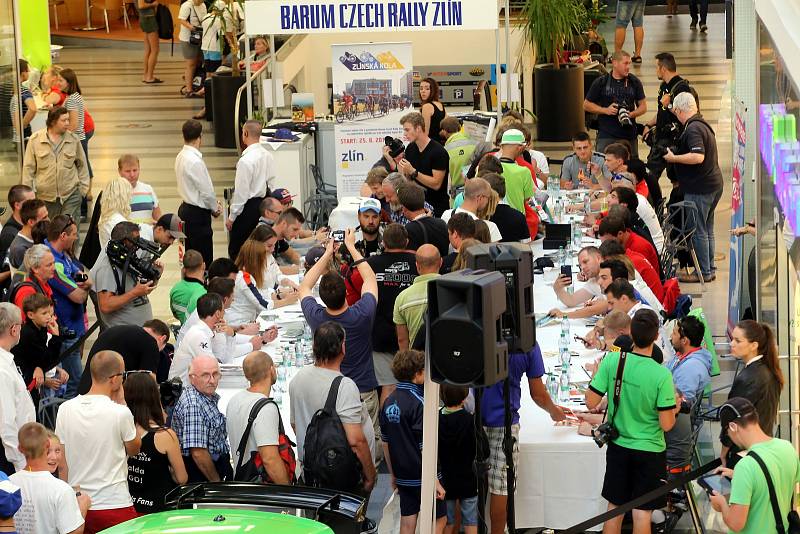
[606,351,628,426]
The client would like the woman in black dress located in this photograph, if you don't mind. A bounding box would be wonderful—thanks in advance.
[720,320,784,466]
[419,77,447,144]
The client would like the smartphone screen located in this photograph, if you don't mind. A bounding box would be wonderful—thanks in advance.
[698,475,731,496]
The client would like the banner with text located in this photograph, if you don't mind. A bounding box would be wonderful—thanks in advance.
[245,0,498,34]
[727,101,747,335]
[331,42,413,198]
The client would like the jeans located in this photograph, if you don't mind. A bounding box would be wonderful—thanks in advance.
[81,130,94,178]
[689,0,709,24]
[60,338,83,399]
[597,135,639,159]
[615,0,646,28]
[685,189,722,277]
[44,188,83,247]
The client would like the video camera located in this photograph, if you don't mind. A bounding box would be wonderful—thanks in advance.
[106,236,163,284]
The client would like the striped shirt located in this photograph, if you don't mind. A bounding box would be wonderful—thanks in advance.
[130,181,159,223]
[64,93,86,140]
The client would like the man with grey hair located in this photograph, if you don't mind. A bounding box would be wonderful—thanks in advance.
[11,244,56,315]
[383,173,433,226]
[90,221,155,327]
[226,120,276,260]
[0,302,35,473]
[664,91,723,283]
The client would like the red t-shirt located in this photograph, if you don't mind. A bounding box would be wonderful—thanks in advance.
[627,250,664,301]
[13,278,54,322]
[626,232,660,278]
[635,180,649,199]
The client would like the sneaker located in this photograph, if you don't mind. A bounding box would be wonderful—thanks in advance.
[700,23,708,32]
[678,271,703,283]
[690,19,698,29]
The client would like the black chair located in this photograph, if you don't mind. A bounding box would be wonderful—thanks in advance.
[660,201,705,291]
[304,164,338,230]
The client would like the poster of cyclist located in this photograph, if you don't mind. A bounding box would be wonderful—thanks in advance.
[331,42,413,197]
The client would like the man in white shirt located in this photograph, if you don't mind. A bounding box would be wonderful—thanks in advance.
[175,119,222,266]
[170,293,263,384]
[0,302,35,474]
[440,177,503,242]
[553,246,603,308]
[55,350,141,533]
[226,120,275,260]
[11,422,90,534]
[226,351,290,484]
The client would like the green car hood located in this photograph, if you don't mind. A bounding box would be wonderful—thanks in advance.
[100,508,335,533]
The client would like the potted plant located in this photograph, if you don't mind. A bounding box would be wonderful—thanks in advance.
[521,0,588,141]
[207,0,248,148]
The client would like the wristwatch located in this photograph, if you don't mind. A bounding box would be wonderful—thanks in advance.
[410,170,419,181]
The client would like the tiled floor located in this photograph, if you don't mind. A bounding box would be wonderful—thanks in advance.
[47,10,734,531]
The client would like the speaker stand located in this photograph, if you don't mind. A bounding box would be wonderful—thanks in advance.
[419,324,441,534]
[503,377,516,533]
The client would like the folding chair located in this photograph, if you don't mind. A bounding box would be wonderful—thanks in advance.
[38,397,67,430]
[304,164,338,230]
[662,201,705,291]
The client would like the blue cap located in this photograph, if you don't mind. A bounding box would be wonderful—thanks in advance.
[0,471,22,518]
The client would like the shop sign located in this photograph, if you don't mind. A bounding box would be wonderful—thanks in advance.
[244,0,499,34]
[760,104,800,235]
[728,102,746,336]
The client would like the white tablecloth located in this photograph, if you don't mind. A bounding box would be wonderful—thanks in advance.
[328,196,363,231]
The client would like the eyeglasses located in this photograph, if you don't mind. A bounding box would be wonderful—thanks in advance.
[56,215,76,236]
[123,370,153,381]
[191,371,222,381]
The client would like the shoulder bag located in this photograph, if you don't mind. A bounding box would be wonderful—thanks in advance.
[188,5,203,46]
[233,397,297,484]
[747,450,800,534]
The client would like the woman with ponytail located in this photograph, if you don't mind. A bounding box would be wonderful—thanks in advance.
[720,320,784,465]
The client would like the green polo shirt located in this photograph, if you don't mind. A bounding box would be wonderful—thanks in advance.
[499,161,534,214]
[588,351,676,452]
[728,438,800,534]
[445,131,477,191]
[169,278,207,324]
[392,273,440,346]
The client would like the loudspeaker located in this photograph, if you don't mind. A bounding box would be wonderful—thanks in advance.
[427,271,508,387]
[466,243,535,353]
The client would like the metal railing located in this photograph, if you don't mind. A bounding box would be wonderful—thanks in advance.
[233,60,271,154]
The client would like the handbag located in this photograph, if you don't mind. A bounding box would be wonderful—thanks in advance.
[748,450,800,534]
[188,6,202,45]
[233,397,297,484]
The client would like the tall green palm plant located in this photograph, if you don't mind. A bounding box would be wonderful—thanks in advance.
[520,0,587,69]
[206,0,245,76]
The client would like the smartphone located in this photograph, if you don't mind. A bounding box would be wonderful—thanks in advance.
[698,475,731,496]
[574,334,588,344]
[561,264,572,277]
[329,230,345,242]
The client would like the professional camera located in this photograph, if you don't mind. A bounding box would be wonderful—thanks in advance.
[106,236,163,284]
[593,421,619,448]
[73,272,88,283]
[617,106,633,128]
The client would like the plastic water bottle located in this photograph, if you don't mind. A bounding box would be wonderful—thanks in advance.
[557,246,566,269]
[558,332,569,354]
[294,343,303,368]
[561,316,570,337]
[572,222,582,250]
[298,264,306,286]
[584,194,592,216]
[553,199,562,222]
[303,323,312,343]
[558,369,571,403]
[547,374,558,399]
[560,348,571,369]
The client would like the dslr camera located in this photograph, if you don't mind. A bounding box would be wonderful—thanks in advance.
[617,106,633,128]
[592,421,619,448]
[106,236,163,284]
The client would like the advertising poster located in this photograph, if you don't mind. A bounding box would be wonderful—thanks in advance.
[727,101,747,336]
[331,42,413,197]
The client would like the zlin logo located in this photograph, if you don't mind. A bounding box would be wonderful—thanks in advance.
[339,50,405,71]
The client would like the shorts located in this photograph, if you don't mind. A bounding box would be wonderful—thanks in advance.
[84,506,138,534]
[181,41,202,60]
[486,424,519,495]
[446,496,478,526]
[615,0,645,28]
[139,14,158,34]
[602,441,667,510]
[397,485,447,518]
[373,351,397,386]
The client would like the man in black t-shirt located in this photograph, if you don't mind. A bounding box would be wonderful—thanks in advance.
[584,51,647,158]
[664,92,723,284]
[398,182,450,258]
[483,173,531,243]
[397,112,450,216]
[643,53,693,185]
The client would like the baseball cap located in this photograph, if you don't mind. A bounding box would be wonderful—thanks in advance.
[718,397,757,429]
[359,198,382,214]
[500,128,526,146]
[156,213,187,239]
[384,136,405,158]
[271,188,295,205]
[305,246,326,269]
[0,471,22,518]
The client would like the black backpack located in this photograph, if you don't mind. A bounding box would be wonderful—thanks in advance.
[6,279,43,304]
[155,4,175,53]
[303,376,362,491]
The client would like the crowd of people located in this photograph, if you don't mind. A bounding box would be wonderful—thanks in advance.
[1,26,797,534]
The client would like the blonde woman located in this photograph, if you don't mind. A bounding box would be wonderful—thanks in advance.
[451,237,481,272]
[99,178,133,249]
[40,65,65,106]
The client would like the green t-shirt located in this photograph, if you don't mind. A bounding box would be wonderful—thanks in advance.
[499,161,534,214]
[589,351,676,452]
[445,131,477,190]
[169,279,207,324]
[392,273,440,346]
[728,438,800,534]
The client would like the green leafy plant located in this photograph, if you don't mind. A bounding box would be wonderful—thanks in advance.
[206,0,245,76]
[584,0,610,29]
[520,0,588,68]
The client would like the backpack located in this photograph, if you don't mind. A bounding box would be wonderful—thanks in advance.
[233,398,297,484]
[6,280,43,304]
[303,375,362,491]
[155,4,175,54]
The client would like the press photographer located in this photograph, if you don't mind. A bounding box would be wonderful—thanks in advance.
[584,51,647,158]
[90,221,160,328]
[585,309,678,534]
[642,53,693,196]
